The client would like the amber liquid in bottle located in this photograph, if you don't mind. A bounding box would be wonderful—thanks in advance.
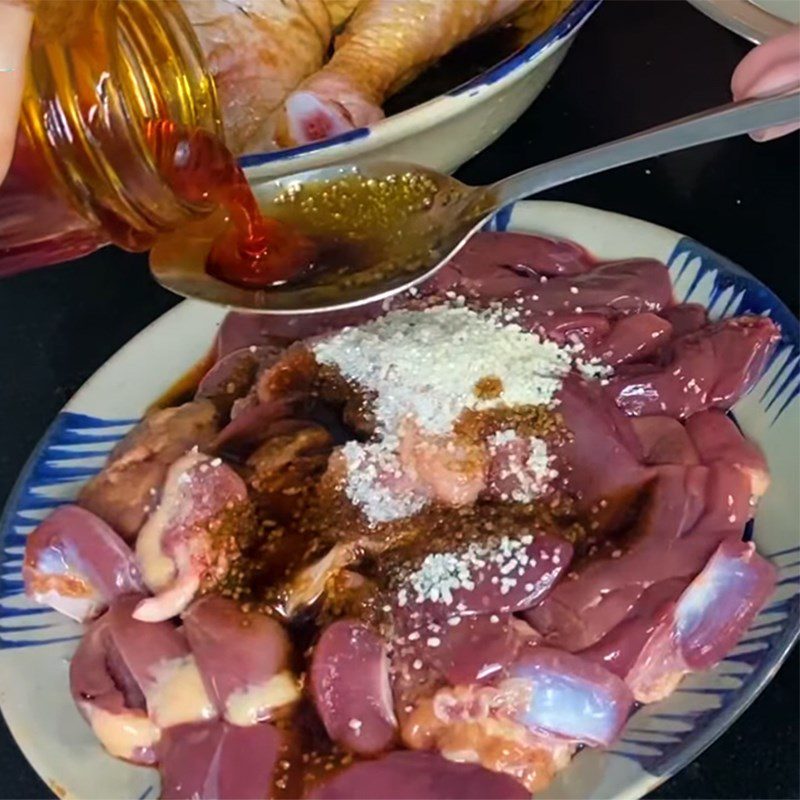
[0,0,312,288]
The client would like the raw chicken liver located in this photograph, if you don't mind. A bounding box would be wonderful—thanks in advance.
[685,409,769,498]
[24,505,142,621]
[624,539,776,703]
[525,463,752,651]
[507,645,633,747]
[78,400,219,540]
[56,230,782,799]
[134,451,249,622]
[438,247,673,316]
[70,595,216,765]
[310,620,397,755]
[608,316,780,418]
[309,750,529,799]
[182,595,298,725]
[70,612,158,765]
[630,416,700,466]
[159,719,284,800]
[551,376,650,520]
[442,231,595,279]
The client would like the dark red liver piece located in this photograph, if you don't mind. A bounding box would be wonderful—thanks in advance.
[684,409,769,497]
[159,720,283,800]
[24,504,143,622]
[578,577,690,678]
[69,612,156,766]
[404,613,525,686]
[525,462,752,651]
[309,750,529,799]
[607,316,780,418]
[196,345,283,403]
[182,594,293,723]
[658,303,707,337]
[593,312,673,365]
[310,620,398,755]
[401,533,573,619]
[552,376,650,519]
[441,231,595,282]
[630,416,700,466]
[77,400,219,540]
[437,247,672,317]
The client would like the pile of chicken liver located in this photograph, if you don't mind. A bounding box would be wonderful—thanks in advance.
[24,232,779,799]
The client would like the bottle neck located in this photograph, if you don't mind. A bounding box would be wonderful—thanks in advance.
[22,0,223,251]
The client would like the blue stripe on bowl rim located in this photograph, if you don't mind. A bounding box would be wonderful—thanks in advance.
[237,0,602,170]
[450,0,602,94]
[238,127,370,169]
[0,413,135,649]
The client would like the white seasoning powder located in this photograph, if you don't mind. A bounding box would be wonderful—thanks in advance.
[574,356,614,381]
[404,535,536,606]
[348,719,362,734]
[488,428,518,447]
[312,302,610,525]
[487,430,557,502]
[313,305,575,435]
[340,441,426,524]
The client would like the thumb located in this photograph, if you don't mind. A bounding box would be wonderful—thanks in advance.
[0,2,33,183]
[731,27,800,142]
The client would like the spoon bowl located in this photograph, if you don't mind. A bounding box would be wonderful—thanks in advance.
[150,162,494,313]
[150,91,799,314]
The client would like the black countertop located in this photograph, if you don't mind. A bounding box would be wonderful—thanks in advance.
[0,1,797,798]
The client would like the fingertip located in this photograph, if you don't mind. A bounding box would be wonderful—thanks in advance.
[749,121,800,142]
[731,27,800,100]
[0,3,33,184]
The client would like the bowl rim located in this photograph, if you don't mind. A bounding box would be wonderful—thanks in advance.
[238,0,602,170]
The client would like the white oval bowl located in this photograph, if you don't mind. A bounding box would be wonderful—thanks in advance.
[240,1,601,183]
[0,201,797,800]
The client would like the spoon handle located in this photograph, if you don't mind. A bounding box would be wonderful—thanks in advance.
[490,91,800,206]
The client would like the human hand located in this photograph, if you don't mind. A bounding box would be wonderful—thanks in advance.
[0,2,32,183]
[732,28,800,141]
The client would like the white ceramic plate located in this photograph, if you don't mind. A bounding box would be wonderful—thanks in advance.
[687,0,795,44]
[750,0,800,25]
[0,201,797,800]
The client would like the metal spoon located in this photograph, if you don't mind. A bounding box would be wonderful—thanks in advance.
[150,90,800,314]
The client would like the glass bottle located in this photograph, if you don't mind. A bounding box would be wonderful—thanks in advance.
[0,0,223,276]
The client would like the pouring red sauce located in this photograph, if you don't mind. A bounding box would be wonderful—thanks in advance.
[0,119,316,288]
[147,121,317,289]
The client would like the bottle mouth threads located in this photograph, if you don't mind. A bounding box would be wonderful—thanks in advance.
[22,0,223,251]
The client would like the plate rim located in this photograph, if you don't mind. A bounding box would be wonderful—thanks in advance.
[686,0,794,44]
[1,200,797,800]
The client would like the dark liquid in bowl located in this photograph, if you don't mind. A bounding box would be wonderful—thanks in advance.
[384,0,571,116]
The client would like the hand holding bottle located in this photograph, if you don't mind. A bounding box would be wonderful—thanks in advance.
[0,2,31,183]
